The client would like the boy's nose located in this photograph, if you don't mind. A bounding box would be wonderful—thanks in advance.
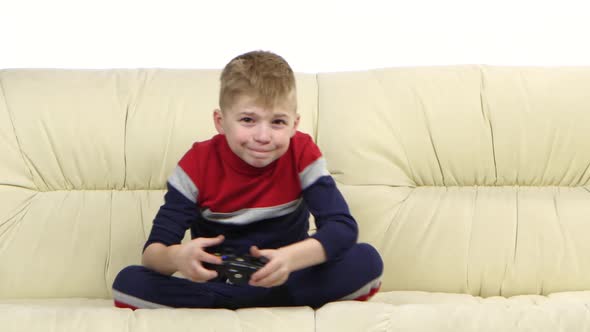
[254,125,271,143]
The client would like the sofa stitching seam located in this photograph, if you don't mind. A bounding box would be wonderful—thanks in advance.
[0,71,37,189]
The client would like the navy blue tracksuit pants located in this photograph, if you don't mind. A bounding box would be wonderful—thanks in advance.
[112,243,383,309]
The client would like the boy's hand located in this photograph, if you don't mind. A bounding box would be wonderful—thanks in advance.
[174,235,224,282]
[248,246,292,288]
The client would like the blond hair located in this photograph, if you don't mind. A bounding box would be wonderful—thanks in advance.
[219,50,296,111]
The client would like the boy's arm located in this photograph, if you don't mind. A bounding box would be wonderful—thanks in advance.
[304,172,358,261]
[142,181,224,280]
[295,135,359,262]
[141,181,198,275]
[143,178,198,246]
[249,237,326,287]
[280,237,327,269]
[142,243,183,275]
[143,236,224,280]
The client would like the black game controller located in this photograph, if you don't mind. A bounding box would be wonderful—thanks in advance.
[204,252,269,285]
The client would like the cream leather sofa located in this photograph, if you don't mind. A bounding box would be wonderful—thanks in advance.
[2,66,590,331]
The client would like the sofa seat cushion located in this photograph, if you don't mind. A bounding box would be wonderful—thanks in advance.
[0,299,315,332]
[371,290,590,305]
[315,291,590,331]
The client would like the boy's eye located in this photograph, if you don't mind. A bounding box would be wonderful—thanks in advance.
[273,119,287,125]
[240,117,254,123]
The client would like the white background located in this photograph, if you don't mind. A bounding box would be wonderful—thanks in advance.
[1,0,589,72]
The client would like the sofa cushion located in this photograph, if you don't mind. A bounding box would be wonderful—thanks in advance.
[0,299,315,332]
[340,184,590,297]
[315,291,590,331]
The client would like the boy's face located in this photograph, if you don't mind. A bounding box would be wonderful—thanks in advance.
[214,94,300,168]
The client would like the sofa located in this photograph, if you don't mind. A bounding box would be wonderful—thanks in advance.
[2,66,590,331]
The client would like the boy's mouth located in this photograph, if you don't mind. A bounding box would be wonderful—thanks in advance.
[248,147,274,153]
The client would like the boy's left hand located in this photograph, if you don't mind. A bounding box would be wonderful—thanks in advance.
[248,246,291,288]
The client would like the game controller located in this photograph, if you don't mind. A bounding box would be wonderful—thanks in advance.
[203,251,269,285]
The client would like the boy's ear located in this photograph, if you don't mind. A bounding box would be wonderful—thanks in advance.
[292,113,300,136]
[213,109,225,134]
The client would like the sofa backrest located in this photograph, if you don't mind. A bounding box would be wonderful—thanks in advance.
[317,66,590,297]
[0,69,317,298]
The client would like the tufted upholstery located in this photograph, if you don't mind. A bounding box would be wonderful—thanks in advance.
[318,67,590,298]
[2,66,590,331]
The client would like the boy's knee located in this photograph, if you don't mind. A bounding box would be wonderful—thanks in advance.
[112,265,147,292]
[354,243,384,277]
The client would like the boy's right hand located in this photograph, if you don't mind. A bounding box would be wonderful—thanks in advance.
[173,235,224,282]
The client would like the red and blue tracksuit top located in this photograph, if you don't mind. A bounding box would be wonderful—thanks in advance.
[144,131,358,261]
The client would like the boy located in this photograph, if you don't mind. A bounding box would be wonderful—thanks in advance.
[112,50,383,309]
